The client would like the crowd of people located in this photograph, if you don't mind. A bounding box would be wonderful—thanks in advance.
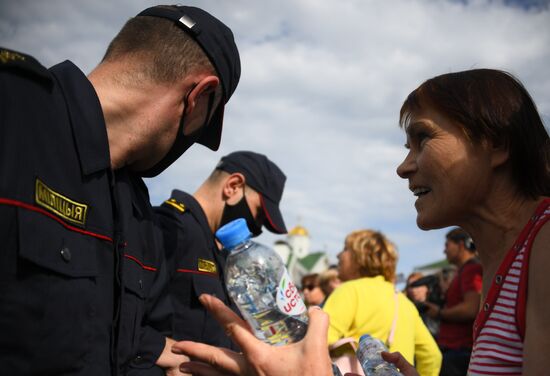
[1,3,548,376]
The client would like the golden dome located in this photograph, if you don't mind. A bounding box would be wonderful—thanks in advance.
[288,225,309,236]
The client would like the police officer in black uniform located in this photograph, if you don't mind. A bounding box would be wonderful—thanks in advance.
[154,151,288,351]
[0,5,240,376]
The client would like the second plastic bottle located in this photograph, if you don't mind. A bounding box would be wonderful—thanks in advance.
[216,218,309,346]
[356,334,402,376]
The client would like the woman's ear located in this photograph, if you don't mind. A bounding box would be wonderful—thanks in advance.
[490,142,510,169]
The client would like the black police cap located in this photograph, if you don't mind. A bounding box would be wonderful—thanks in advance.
[137,5,241,151]
[216,151,288,234]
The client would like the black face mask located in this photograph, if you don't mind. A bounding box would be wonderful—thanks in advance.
[219,194,263,237]
[139,127,200,178]
[139,89,217,178]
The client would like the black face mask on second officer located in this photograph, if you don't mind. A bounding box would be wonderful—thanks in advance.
[219,187,263,237]
[139,87,220,178]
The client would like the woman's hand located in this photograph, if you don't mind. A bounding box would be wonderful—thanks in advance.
[381,351,419,376]
[171,294,333,376]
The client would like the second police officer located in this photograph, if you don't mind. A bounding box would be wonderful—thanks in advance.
[153,151,288,354]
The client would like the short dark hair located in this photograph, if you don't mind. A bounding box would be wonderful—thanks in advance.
[103,10,214,83]
[446,227,475,252]
[400,69,550,199]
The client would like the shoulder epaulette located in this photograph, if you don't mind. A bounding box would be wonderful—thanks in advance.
[0,47,52,83]
[163,197,187,214]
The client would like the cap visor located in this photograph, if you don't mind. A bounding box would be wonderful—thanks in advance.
[260,195,287,234]
[198,105,224,151]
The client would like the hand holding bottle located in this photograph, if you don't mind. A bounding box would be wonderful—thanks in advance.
[380,352,419,376]
[172,294,333,376]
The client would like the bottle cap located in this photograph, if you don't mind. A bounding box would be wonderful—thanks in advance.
[215,218,252,250]
[359,334,373,343]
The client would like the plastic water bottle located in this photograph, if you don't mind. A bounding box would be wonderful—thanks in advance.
[356,334,402,376]
[217,218,308,346]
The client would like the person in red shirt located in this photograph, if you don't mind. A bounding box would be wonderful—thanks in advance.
[423,228,482,376]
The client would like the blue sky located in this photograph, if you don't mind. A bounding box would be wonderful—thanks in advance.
[2,0,549,278]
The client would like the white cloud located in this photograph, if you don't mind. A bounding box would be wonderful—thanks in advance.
[2,0,548,276]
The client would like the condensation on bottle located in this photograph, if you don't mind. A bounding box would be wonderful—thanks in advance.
[216,218,309,346]
[356,334,403,376]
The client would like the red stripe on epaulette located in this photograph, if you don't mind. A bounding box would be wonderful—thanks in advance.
[0,197,112,242]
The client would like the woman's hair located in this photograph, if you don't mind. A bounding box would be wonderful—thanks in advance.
[400,69,550,198]
[301,273,321,289]
[344,229,398,283]
[319,268,339,296]
[406,272,424,286]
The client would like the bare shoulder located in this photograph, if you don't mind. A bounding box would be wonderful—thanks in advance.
[523,219,550,374]
[528,217,550,304]
[527,219,550,316]
[530,219,550,278]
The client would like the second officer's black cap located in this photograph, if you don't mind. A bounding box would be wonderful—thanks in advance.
[216,151,288,234]
[137,5,241,151]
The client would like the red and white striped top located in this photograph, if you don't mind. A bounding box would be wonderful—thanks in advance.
[468,199,550,375]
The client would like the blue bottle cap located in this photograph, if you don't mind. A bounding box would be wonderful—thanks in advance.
[215,218,252,250]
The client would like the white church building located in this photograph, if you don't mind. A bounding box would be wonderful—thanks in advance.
[272,225,330,287]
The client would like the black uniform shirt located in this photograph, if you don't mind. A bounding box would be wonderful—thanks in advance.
[154,190,239,349]
[0,48,167,376]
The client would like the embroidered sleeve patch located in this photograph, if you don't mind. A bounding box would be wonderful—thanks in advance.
[35,178,88,226]
[198,258,217,274]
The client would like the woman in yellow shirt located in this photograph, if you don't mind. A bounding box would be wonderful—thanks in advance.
[323,229,442,376]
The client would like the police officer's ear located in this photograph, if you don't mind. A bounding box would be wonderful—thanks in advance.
[222,173,245,203]
[183,75,220,116]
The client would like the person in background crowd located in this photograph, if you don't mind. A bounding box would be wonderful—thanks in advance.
[324,229,442,376]
[405,272,428,303]
[405,272,440,338]
[438,267,456,296]
[421,229,481,376]
[301,273,326,307]
[0,4,240,375]
[319,267,341,306]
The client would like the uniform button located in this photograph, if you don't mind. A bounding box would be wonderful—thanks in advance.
[495,275,503,284]
[134,355,143,364]
[138,279,143,289]
[484,303,490,311]
[60,247,71,262]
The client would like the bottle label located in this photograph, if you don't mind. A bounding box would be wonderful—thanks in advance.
[276,270,306,316]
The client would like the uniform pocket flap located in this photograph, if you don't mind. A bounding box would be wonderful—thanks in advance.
[122,254,156,299]
[18,208,99,277]
[192,273,225,300]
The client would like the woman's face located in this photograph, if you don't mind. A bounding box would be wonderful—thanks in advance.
[337,248,361,282]
[302,284,325,306]
[396,105,495,230]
